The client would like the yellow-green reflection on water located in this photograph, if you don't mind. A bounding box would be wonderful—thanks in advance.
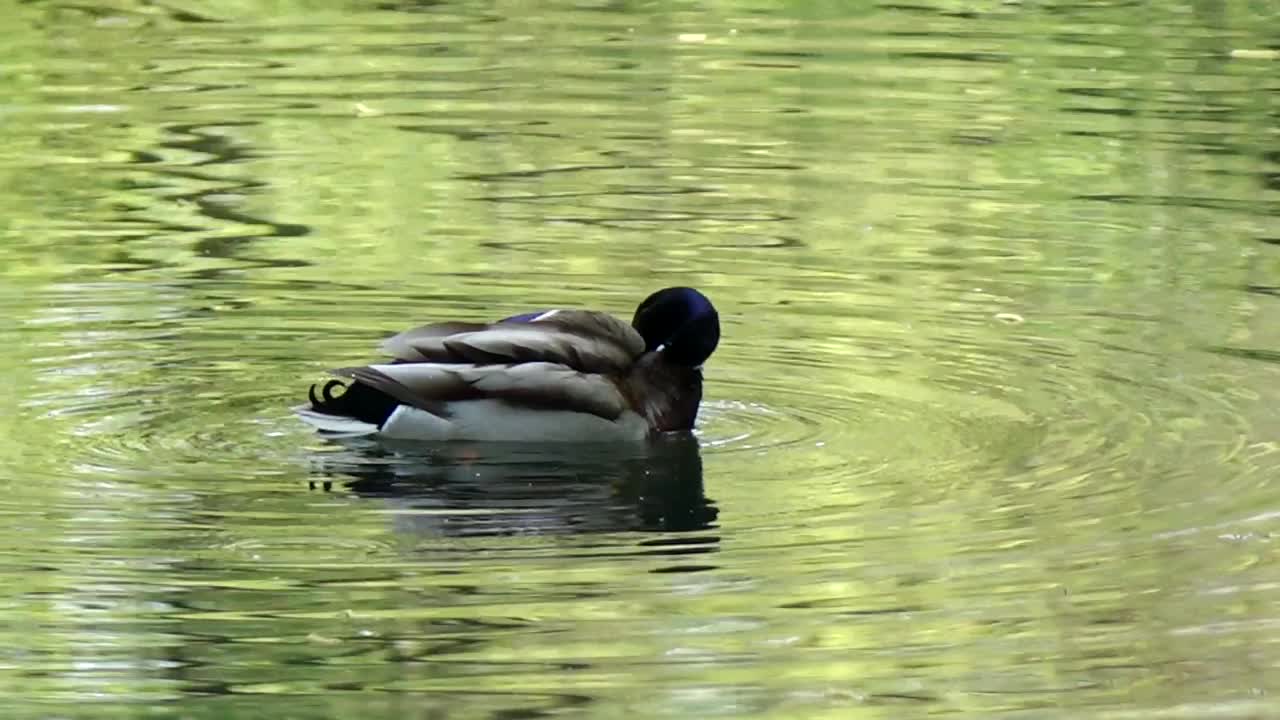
[1,0,1278,718]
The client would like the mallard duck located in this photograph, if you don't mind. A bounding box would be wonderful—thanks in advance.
[295,287,720,442]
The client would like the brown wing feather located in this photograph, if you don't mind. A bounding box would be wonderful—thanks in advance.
[457,363,628,419]
[349,309,643,420]
[380,322,489,361]
[330,366,455,416]
[377,310,645,373]
[335,362,628,420]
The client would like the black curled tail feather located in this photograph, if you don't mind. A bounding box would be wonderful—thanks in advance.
[307,379,400,427]
[308,379,347,408]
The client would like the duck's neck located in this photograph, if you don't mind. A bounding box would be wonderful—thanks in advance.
[625,354,704,433]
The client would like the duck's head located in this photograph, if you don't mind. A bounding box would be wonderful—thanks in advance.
[632,287,720,367]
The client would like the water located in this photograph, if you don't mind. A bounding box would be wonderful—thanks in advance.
[1,0,1278,717]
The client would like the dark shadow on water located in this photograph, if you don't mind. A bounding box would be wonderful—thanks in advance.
[308,434,718,536]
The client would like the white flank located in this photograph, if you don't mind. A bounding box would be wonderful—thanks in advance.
[380,400,648,443]
[293,406,380,437]
[378,404,452,440]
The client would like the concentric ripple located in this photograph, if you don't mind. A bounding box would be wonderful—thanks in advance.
[12,277,1266,521]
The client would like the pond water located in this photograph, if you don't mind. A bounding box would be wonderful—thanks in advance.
[2,1,1278,718]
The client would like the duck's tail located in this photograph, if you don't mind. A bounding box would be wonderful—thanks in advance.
[295,379,399,437]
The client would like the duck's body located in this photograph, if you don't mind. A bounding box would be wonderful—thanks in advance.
[295,288,720,442]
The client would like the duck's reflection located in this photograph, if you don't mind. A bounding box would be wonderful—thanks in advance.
[309,434,717,536]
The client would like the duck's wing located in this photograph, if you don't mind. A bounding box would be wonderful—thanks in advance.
[332,361,629,421]
[378,321,488,360]
[379,310,645,374]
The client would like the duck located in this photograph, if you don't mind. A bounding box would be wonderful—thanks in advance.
[295,287,720,442]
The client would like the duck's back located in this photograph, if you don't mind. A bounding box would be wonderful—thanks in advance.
[296,309,651,442]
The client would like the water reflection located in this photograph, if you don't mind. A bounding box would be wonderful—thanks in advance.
[311,434,718,536]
